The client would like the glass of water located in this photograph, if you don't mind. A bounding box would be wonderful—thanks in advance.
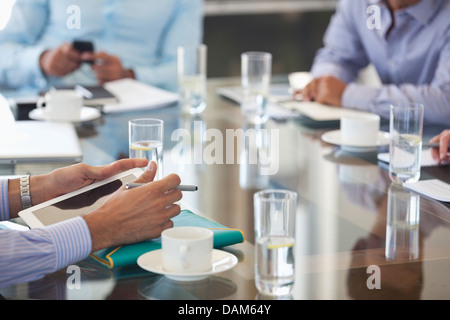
[129,118,164,180]
[254,189,297,297]
[177,44,207,115]
[389,102,424,184]
[241,52,272,125]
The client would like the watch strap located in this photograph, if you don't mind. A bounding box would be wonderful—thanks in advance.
[20,175,32,209]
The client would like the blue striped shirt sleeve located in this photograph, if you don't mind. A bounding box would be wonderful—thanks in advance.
[0,179,10,221]
[0,217,92,288]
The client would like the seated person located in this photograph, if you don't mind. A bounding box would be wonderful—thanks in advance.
[0,0,203,92]
[0,159,182,288]
[301,0,450,125]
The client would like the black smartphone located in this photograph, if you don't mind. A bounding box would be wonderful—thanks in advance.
[73,40,94,64]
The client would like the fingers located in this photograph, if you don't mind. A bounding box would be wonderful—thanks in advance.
[89,51,125,84]
[438,130,450,160]
[89,158,148,181]
[302,79,318,102]
[429,130,450,163]
[164,203,182,219]
[61,42,82,62]
[40,43,82,76]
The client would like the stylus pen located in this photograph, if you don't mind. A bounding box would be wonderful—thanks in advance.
[125,183,198,191]
[423,142,450,149]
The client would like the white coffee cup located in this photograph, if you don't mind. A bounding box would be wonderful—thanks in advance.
[288,71,313,91]
[37,90,83,121]
[161,227,213,273]
[340,113,380,145]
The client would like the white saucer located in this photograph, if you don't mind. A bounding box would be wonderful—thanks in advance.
[321,130,390,152]
[137,249,238,282]
[29,106,101,123]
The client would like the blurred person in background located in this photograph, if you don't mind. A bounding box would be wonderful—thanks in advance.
[0,0,203,92]
[300,0,450,125]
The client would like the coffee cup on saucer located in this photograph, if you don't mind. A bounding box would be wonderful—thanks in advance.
[37,90,83,121]
[161,227,213,274]
[340,113,380,146]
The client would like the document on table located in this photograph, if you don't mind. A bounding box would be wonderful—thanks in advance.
[378,149,450,202]
[404,179,450,203]
[216,85,299,120]
[102,79,178,113]
[0,93,15,126]
[280,100,374,121]
[377,149,442,167]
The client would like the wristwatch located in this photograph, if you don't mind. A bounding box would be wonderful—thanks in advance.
[20,175,32,209]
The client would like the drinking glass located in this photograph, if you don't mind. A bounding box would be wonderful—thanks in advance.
[177,44,207,115]
[241,52,272,125]
[129,118,164,180]
[254,189,297,296]
[389,102,424,184]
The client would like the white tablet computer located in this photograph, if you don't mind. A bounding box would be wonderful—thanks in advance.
[19,168,143,228]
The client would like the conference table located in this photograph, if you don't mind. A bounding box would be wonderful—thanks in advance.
[1,77,450,300]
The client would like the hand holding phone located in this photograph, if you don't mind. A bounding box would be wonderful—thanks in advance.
[73,40,95,64]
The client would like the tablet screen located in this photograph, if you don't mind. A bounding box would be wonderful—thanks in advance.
[32,174,137,226]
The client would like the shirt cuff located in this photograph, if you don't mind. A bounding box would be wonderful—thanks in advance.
[310,61,355,83]
[46,217,92,270]
[0,179,10,221]
[342,83,381,111]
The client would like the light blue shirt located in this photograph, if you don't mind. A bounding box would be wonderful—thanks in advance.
[0,179,92,288]
[311,0,450,125]
[0,0,203,92]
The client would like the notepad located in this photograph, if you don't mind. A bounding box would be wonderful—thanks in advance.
[90,210,245,268]
[102,78,178,113]
[281,101,375,121]
[0,121,82,164]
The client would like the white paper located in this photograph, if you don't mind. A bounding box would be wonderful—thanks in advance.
[377,149,442,167]
[282,101,374,121]
[102,79,178,113]
[216,85,299,120]
[404,179,450,202]
[0,93,15,127]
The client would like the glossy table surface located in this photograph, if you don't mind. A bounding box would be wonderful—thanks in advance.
[1,77,450,300]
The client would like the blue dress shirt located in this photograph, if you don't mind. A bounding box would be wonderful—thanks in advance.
[0,179,92,288]
[0,0,203,92]
[311,0,450,125]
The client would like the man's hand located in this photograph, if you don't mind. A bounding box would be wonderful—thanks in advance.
[84,162,182,251]
[301,76,347,107]
[35,158,149,204]
[39,43,81,77]
[430,129,450,164]
[82,51,135,84]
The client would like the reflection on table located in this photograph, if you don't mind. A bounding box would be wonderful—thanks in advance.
[1,77,450,300]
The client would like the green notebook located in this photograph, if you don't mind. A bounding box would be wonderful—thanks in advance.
[90,210,245,268]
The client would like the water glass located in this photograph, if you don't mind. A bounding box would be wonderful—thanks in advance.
[129,118,164,180]
[389,103,424,184]
[385,183,420,261]
[254,189,297,296]
[241,52,272,125]
[177,44,207,115]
